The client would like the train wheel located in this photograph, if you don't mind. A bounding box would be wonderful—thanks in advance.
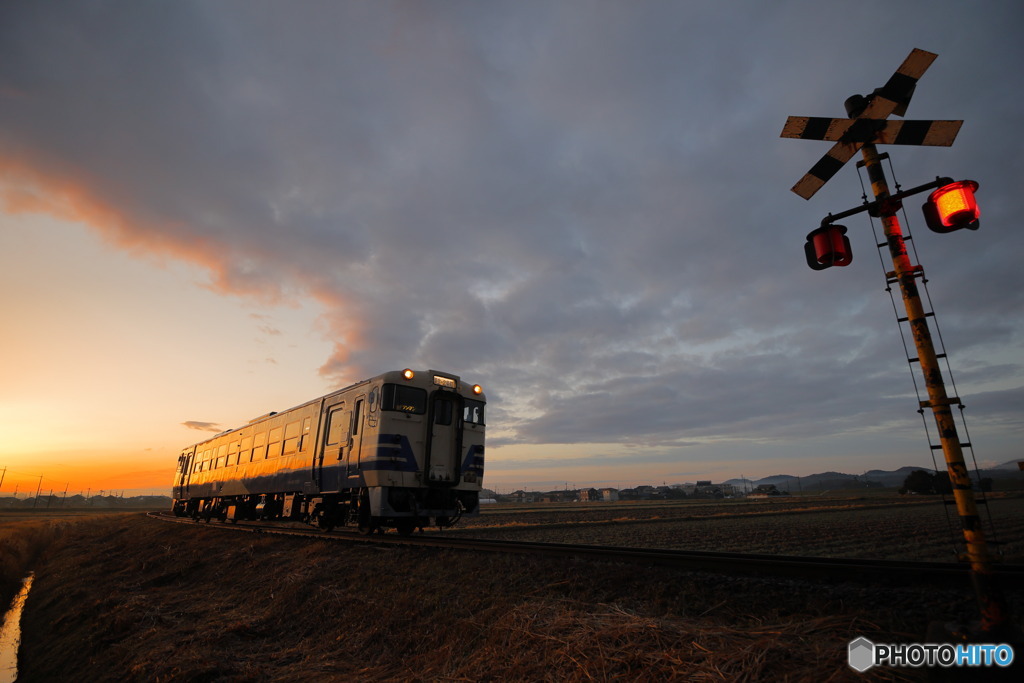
[317,510,337,532]
[395,520,415,537]
[356,489,373,535]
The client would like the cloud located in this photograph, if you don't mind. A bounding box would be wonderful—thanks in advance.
[182,421,223,433]
[2,0,1023,469]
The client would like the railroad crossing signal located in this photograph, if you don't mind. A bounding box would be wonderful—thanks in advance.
[782,48,961,200]
[780,49,1010,635]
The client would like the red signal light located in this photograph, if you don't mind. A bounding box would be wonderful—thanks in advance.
[923,180,979,233]
[804,224,853,270]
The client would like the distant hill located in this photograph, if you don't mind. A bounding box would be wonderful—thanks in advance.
[0,494,172,509]
[991,459,1024,471]
[724,462,1022,492]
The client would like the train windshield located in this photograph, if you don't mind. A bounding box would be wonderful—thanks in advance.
[464,399,485,425]
[381,384,427,414]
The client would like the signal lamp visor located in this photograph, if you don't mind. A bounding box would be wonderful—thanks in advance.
[805,224,852,270]
[923,180,980,233]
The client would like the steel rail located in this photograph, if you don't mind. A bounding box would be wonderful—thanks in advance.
[147,512,1024,587]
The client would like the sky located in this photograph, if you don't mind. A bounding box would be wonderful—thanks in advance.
[1,1,1022,497]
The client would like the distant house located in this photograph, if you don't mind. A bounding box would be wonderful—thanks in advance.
[510,490,536,503]
[693,482,724,498]
[601,488,619,502]
[578,488,601,502]
[634,485,656,499]
[749,484,785,498]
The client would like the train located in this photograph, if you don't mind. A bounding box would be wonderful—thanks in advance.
[171,368,485,535]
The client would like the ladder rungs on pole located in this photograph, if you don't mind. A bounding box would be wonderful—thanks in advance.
[877,235,913,249]
[907,353,946,363]
[920,397,962,408]
[896,312,935,322]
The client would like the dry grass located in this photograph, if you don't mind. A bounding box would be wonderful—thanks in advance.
[0,517,76,612]
[14,514,1006,681]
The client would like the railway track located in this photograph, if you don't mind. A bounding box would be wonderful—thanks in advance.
[148,511,1024,587]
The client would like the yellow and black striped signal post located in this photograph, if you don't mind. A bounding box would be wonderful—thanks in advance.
[860,142,1008,635]
[782,48,1010,636]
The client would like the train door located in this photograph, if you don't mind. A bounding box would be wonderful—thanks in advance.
[318,401,348,492]
[425,392,463,484]
[350,396,366,473]
[174,447,195,498]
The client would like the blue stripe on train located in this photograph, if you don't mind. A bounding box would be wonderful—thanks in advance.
[461,444,484,475]
[363,433,420,472]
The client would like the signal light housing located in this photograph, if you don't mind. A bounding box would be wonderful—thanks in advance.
[402,368,415,380]
[923,180,979,233]
[805,224,853,270]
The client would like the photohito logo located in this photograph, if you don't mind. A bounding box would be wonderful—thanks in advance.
[848,637,1014,672]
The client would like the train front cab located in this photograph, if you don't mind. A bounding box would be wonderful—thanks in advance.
[357,369,485,534]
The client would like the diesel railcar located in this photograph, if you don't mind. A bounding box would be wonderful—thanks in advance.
[171,369,485,535]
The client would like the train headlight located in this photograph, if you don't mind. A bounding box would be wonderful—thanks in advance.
[402,368,415,380]
[472,384,483,395]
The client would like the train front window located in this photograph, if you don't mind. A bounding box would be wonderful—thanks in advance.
[464,399,485,425]
[381,384,426,414]
[434,399,452,426]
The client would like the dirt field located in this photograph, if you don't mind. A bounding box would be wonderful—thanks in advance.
[451,494,1024,563]
[5,500,1022,681]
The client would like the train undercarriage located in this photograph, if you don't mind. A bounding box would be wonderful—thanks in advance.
[172,486,479,537]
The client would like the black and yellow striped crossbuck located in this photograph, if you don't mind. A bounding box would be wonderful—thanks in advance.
[783,48,961,200]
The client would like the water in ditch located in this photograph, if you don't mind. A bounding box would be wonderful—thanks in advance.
[0,573,34,683]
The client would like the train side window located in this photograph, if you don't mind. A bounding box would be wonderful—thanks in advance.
[326,406,347,446]
[301,417,312,450]
[247,436,262,462]
[381,384,426,414]
[240,435,253,461]
[268,426,283,458]
[464,399,485,425]
[283,421,301,455]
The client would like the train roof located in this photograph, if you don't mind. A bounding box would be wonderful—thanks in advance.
[179,368,483,451]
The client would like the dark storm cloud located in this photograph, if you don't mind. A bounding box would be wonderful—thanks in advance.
[2,1,1022,464]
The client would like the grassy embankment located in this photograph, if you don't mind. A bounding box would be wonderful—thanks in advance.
[0,516,71,613]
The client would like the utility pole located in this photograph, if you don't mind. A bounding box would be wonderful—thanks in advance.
[858,140,1006,632]
[32,474,42,508]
